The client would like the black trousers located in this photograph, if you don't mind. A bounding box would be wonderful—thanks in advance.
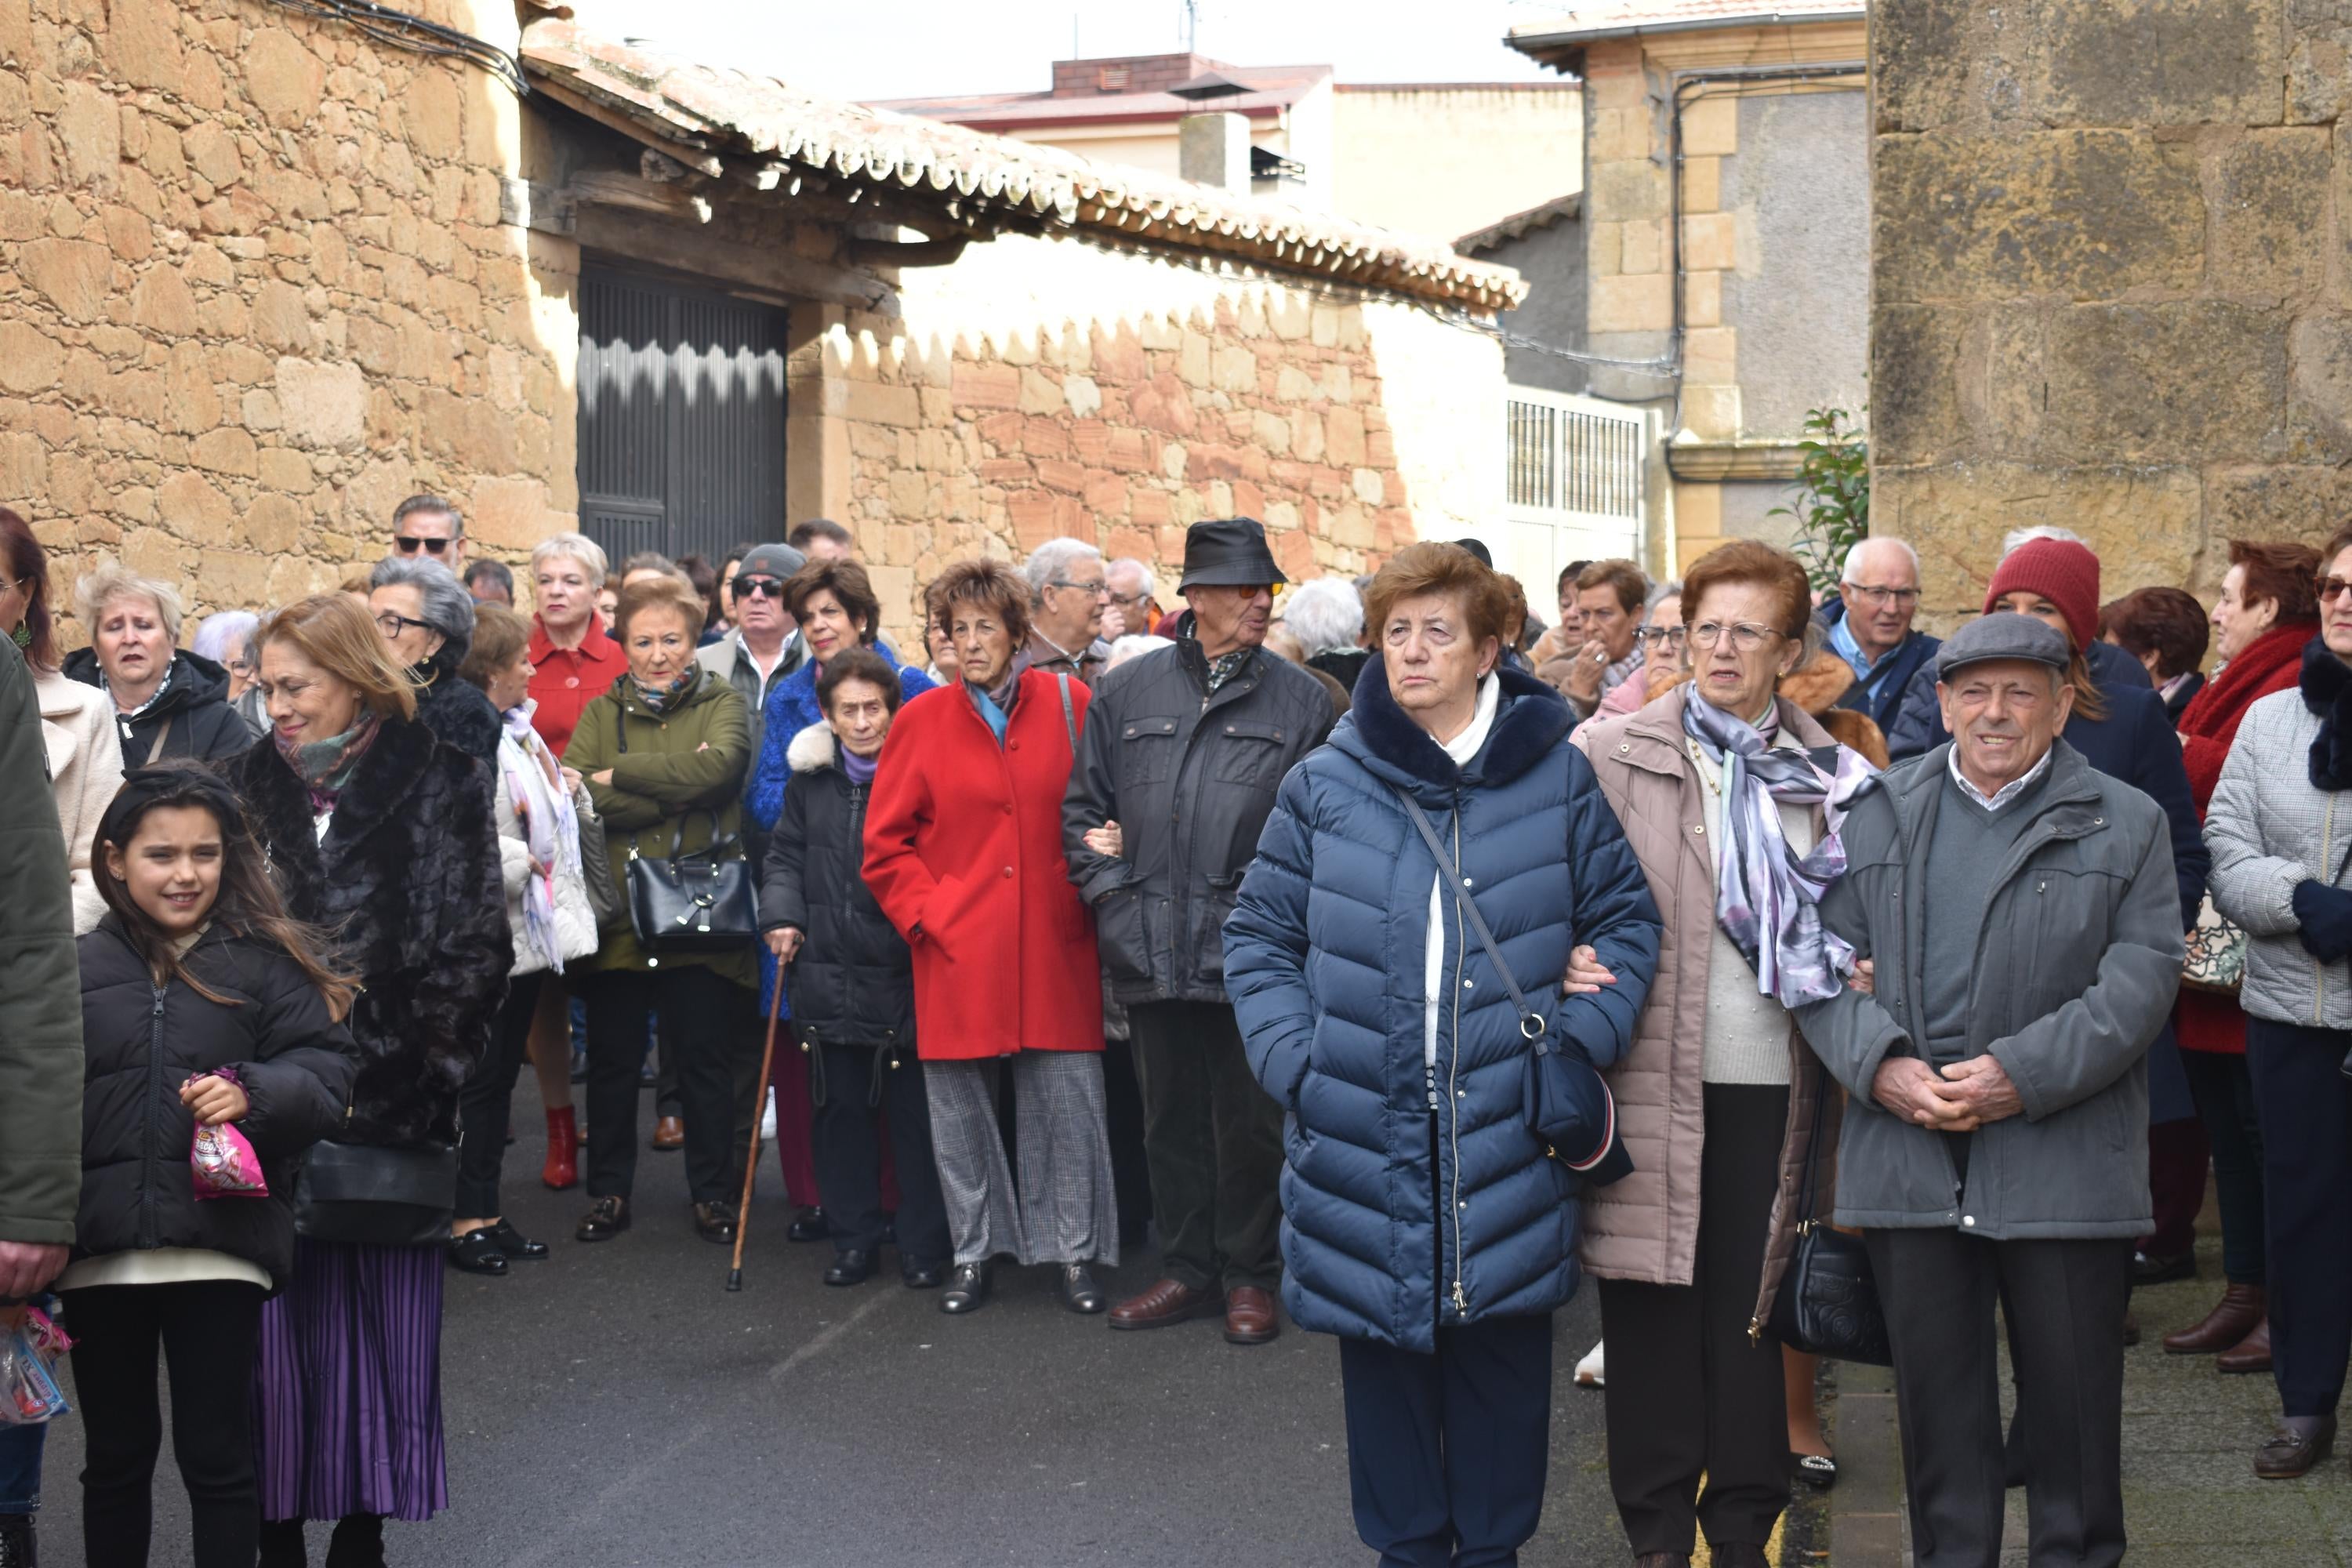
[1598,1082,1789,1558]
[1870,1229,2129,1568]
[1127,1000,1284,1293]
[62,1280,267,1568]
[1338,1314,1552,1568]
[808,1039,950,1266]
[1100,1035,1154,1247]
[2180,1046,2266,1287]
[454,971,544,1218]
[584,965,753,1206]
[2245,1016,2352,1416]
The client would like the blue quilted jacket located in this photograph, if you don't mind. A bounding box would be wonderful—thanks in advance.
[1225,662,1662,1352]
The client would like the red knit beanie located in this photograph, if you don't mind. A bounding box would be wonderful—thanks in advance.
[1984,538,2100,651]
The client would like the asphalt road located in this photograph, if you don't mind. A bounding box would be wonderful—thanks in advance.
[31,1109,1792,1568]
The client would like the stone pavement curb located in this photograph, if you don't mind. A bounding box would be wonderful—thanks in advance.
[1828,1363,1907,1567]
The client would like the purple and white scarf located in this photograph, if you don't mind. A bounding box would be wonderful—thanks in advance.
[499,699,579,973]
[1681,692,1878,1007]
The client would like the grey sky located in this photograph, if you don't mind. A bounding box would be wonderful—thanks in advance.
[579,0,1566,101]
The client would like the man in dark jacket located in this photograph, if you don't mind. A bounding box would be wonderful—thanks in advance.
[1795,615,2182,1568]
[1065,517,1335,1345]
[1820,536,1940,731]
[0,637,82,1567]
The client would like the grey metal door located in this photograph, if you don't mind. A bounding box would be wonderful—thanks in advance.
[576,266,788,565]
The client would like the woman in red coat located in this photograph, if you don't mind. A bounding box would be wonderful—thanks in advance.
[2161,541,2318,1369]
[864,559,1116,1318]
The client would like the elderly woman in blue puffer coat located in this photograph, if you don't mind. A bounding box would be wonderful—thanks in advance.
[1225,542,1662,1568]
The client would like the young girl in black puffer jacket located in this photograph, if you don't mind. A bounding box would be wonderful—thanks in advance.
[63,764,357,1568]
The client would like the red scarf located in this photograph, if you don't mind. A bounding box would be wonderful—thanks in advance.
[2178,621,2318,815]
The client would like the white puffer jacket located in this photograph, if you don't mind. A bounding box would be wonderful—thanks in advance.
[492,725,599,978]
[39,668,124,933]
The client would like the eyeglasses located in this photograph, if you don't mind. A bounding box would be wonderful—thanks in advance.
[394,535,453,556]
[1635,625,1689,651]
[1109,590,1149,609]
[1688,621,1784,652]
[1844,583,1921,608]
[735,576,786,601]
[374,610,434,641]
[1049,579,1112,598]
[2321,575,2352,604]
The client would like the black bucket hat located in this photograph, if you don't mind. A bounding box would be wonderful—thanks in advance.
[1178,517,1286,593]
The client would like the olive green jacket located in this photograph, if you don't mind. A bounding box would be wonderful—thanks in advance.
[567,672,757,987]
[0,637,83,1246]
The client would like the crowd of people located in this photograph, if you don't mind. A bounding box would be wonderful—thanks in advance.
[0,491,2345,1568]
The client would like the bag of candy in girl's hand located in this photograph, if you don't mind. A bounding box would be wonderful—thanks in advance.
[0,1307,71,1425]
[187,1066,267,1200]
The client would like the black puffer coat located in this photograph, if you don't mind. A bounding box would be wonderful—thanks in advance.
[75,920,358,1287]
[758,722,913,1050]
[1063,638,1336,1005]
[64,648,259,764]
[225,717,510,1149]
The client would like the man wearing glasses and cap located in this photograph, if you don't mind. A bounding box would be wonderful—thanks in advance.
[390,493,466,573]
[1064,517,1336,1346]
[694,539,809,773]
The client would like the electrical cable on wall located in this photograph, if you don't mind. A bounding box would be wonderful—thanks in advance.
[263,0,529,97]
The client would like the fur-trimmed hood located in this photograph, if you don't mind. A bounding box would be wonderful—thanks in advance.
[1336,656,1573,803]
[786,720,839,775]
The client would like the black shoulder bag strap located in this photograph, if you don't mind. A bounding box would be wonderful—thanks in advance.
[1388,786,1546,1047]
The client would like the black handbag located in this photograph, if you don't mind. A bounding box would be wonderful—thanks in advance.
[291,1140,459,1247]
[1389,786,1632,1185]
[1766,1067,1893,1365]
[612,696,758,957]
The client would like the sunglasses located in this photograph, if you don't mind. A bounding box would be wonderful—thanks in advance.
[394,535,453,555]
[735,576,786,600]
[2322,575,2352,604]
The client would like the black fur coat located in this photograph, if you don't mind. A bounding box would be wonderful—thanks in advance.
[226,717,510,1149]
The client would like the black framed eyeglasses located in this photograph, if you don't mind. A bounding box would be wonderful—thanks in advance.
[734,576,786,601]
[374,610,434,640]
[394,534,452,555]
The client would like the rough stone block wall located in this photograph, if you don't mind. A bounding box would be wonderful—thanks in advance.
[1872,0,2352,622]
[0,0,566,641]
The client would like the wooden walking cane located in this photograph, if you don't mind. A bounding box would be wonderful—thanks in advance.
[726,973,788,1292]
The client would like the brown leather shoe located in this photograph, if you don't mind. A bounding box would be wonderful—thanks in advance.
[2217,1316,2273,1374]
[2256,1415,2335,1479]
[1225,1284,1279,1345]
[651,1116,684,1151]
[2164,1284,2266,1355]
[1107,1277,1221,1331]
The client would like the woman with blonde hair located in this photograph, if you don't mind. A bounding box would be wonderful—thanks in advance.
[227,593,510,1563]
[66,564,254,763]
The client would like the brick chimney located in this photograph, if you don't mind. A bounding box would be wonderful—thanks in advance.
[1049,53,1229,97]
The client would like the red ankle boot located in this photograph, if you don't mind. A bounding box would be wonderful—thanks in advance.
[542,1106,579,1190]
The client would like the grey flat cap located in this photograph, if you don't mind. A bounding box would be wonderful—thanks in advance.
[735,542,807,588]
[1936,612,2071,680]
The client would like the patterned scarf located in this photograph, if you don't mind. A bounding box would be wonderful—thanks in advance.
[631,663,699,715]
[1681,691,1878,1007]
[1201,646,1253,695]
[501,699,579,972]
[275,710,382,815]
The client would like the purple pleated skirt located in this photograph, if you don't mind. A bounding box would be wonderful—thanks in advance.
[252,1240,447,1523]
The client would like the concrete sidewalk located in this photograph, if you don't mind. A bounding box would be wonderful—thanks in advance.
[1818,1225,2352,1566]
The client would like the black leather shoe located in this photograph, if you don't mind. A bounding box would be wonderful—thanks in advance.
[1789,1450,1838,1490]
[786,1206,829,1243]
[694,1200,739,1244]
[446,1229,507,1276]
[487,1218,547,1261]
[2256,1415,2336,1479]
[940,1261,991,1314]
[901,1258,943,1290]
[825,1248,877,1287]
[575,1196,630,1243]
[2131,1248,2196,1286]
[1058,1261,1105,1315]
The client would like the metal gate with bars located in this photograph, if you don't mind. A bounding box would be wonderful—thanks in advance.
[1498,387,1647,598]
[576,266,789,566]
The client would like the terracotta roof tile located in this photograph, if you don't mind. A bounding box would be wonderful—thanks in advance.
[1511,0,1865,46]
[518,20,1523,310]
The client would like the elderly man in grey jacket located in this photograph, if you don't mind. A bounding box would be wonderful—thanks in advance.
[1795,614,2181,1568]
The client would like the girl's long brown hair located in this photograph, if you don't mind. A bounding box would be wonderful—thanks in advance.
[95,763,358,1021]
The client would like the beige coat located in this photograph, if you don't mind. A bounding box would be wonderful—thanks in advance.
[1570,685,1841,1337]
[38,667,124,933]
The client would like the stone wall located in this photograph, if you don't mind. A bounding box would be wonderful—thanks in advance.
[805,233,1501,650]
[1872,0,2352,623]
[0,0,579,643]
